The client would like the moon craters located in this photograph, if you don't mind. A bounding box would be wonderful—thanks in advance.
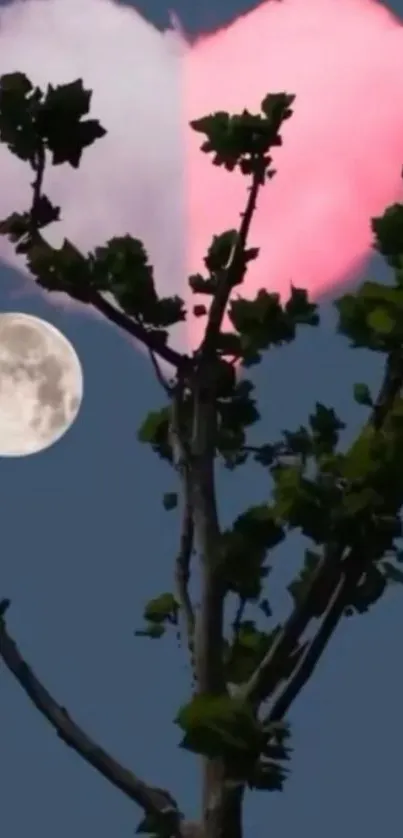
[0,313,83,456]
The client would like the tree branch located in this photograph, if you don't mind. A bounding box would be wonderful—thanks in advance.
[164,377,197,680]
[148,347,175,394]
[0,599,183,834]
[200,161,265,358]
[190,162,266,838]
[241,542,343,707]
[22,140,189,375]
[265,558,356,723]
[175,487,196,666]
[265,540,375,726]
[88,290,189,373]
[242,345,403,710]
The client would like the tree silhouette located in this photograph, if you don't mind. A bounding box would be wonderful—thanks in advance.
[1,70,403,838]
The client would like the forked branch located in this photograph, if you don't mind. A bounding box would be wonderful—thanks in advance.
[265,548,366,723]
[0,599,183,834]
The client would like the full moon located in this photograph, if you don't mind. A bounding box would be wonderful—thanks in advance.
[0,312,83,457]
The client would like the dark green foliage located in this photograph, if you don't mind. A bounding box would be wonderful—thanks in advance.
[175,694,290,790]
[190,92,295,177]
[162,492,178,511]
[89,236,186,330]
[0,73,105,168]
[137,408,173,464]
[225,621,275,684]
[335,278,403,352]
[228,285,319,366]
[353,382,373,406]
[218,505,284,600]
[134,593,178,639]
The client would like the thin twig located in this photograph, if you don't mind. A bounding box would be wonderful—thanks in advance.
[200,160,265,359]
[148,347,174,394]
[231,597,246,645]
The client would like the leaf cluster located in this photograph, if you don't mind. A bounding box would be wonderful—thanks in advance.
[134,592,178,639]
[175,692,290,791]
[0,72,105,167]
[190,92,295,178]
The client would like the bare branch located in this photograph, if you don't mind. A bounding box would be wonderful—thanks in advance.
[170,383,196,674]
[265,548,368,724]
[148,347,174,394]
[0,600,182,833]
[175,480,196,666]
[241,543,342,707]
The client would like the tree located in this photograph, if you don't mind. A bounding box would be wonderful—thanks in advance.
[0,70,403,838]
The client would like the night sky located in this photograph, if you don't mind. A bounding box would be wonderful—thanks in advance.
[1,2,402,837]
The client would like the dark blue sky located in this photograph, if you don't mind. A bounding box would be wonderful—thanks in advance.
[1,1,403,837]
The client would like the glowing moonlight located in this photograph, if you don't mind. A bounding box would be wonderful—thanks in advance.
[0,313,83,457]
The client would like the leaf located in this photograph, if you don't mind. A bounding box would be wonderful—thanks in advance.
[134,624,165,639]
[248,758,289,792]
[144,593,178,624]
[309,403,345,452]
[349,565,387,614]
[367,307,395,336]
[334,287,398,352]
[229,289,295,352]
[176,693,263,760]
[91,235,186,326]
[226,621,273,684]
[162,492,178,511]
[259,598,272,618]
[190,94,294,175]
[371,203,403,269]
[353,382,373,407]
[31,237,92,299]
[215,378,260,467]
[253,444,277,467]
[284,285,319,327]
[0,72,41,163]
[37,78,106,168]
[204,229,238,274]
[218,506,284,599]
[188,273,218,295]
[137,407,173,464]
[282,426,312,460]
[382,561,403,584]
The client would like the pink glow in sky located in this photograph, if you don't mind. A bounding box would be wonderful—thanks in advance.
[0,0,403,358]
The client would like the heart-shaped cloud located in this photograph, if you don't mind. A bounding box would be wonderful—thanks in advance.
[0,0,403,357]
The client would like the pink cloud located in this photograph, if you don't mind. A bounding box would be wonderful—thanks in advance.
[0,0,403,358]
